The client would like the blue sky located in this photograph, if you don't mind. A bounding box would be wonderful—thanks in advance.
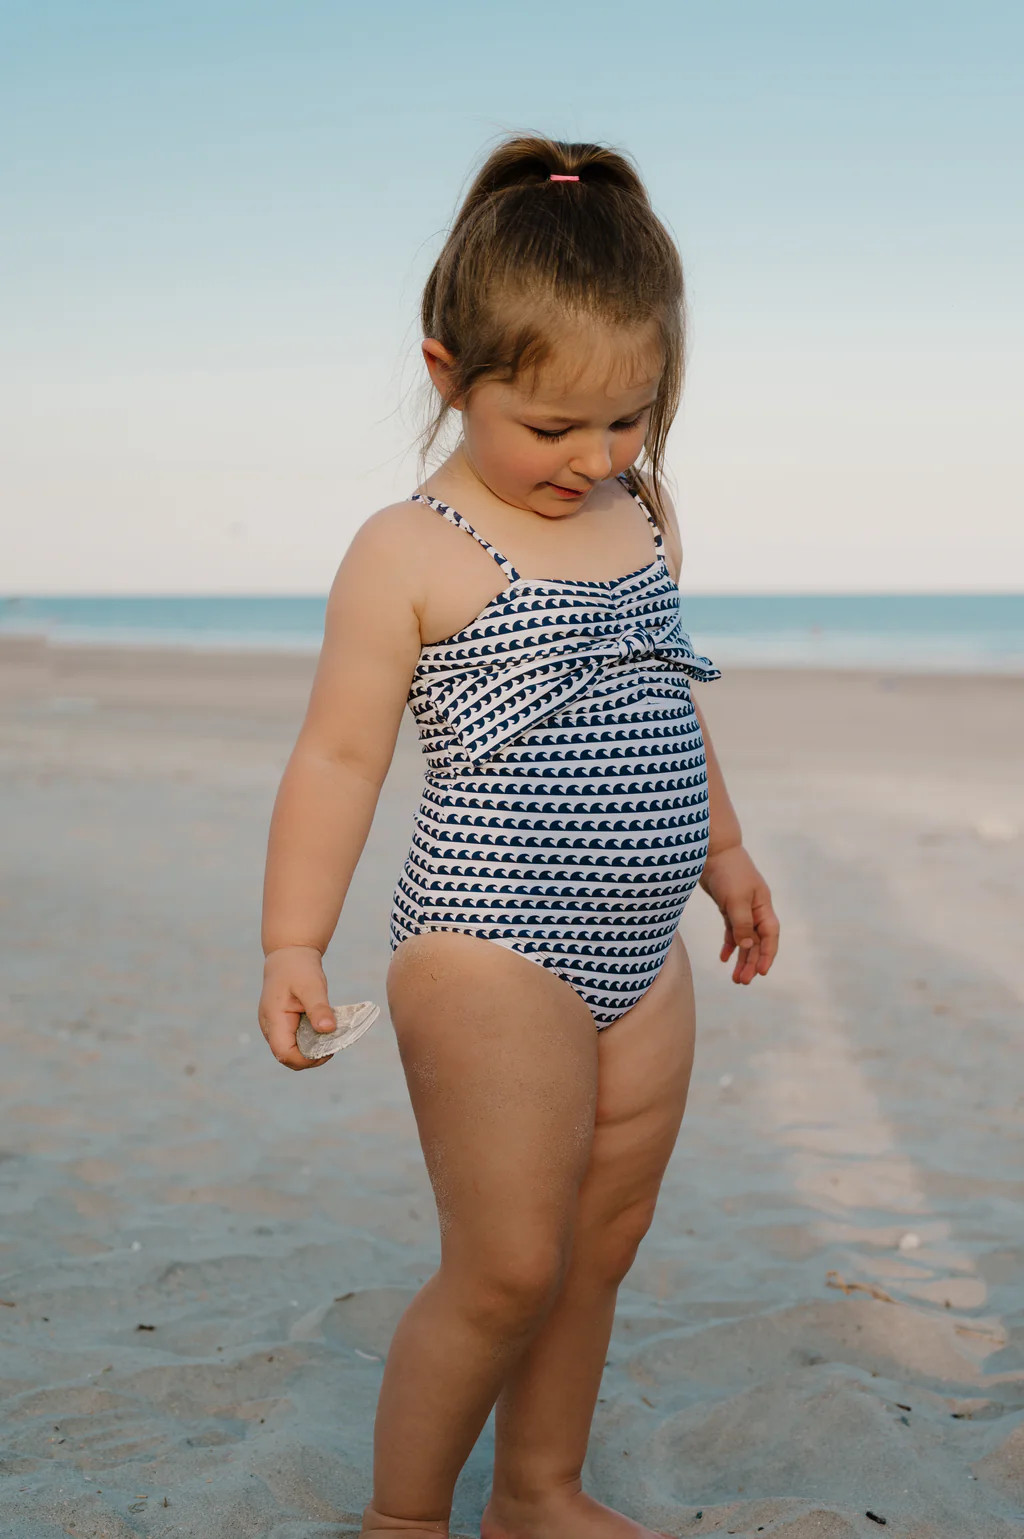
[2,0,1021,591]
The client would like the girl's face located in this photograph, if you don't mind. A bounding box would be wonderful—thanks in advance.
[425,321,663,520]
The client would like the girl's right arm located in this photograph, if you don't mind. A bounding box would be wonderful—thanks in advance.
[258,509,424,1070]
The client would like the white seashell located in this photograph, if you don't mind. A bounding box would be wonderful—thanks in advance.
[898,1232,921,1251]
[296,1001,380,1060]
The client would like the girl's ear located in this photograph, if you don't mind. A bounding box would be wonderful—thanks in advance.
[422,339,464,409]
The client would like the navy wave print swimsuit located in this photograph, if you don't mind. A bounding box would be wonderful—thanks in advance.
[389,476,721,1028]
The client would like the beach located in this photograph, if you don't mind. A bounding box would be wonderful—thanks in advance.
[1,636,1022,1539]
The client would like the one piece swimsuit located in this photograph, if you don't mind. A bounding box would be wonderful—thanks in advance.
[389,475,721,1028]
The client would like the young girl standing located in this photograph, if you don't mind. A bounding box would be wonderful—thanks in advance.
[259,136,779,1539]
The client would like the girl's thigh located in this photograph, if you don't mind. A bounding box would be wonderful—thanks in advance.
[580,932,697,1228]
[387,932,600,1278]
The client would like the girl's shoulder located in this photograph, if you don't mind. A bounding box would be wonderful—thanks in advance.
[345,497,427,560]
[337,498,442,594]
[333,496,496,647]
[343,491,508,591]
[345,492,483,560]
[322,500,431,641]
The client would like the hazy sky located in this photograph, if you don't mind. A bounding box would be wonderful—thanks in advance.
[3,0,1021,593]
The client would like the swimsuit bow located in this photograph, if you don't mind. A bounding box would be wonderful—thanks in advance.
[425,621,719,765]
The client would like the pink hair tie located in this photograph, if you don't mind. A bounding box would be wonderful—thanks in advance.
[549,173,579,182]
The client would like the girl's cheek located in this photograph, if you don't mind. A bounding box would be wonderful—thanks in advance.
[518,442,555,478]
[612,433,644,472]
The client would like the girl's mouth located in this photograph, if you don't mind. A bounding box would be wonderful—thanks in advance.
[546,483,586,500]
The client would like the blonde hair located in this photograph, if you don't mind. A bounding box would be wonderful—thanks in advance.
[420,134,685,525]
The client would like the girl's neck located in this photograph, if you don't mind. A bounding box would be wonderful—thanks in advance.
[424,446,501,511]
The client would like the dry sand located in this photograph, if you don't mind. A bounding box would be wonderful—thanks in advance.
[1,636,1022,1539]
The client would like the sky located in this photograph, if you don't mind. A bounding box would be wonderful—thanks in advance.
[2,0,1021,593]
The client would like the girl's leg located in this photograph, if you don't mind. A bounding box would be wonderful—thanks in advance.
[361,931,600,1539]
[482,935,696,1539]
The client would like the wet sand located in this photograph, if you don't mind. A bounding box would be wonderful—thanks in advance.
[1,636,1022,1538]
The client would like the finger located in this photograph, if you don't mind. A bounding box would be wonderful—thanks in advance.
[297,987,336,1035]
[757,914,781,974]
[733,937,760,985]
[265,1016,311,1071]
[720,921,736,963]
[727,898,759,982]
[268,1025,333,1071]
[752,892,781,975]
[725,898,756,958]
[258,999,298,1048]
[295,1050,334,1069]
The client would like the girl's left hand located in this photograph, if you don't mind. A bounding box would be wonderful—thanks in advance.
[700,845,780,985]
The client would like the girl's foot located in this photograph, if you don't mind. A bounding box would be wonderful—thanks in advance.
[481,1489,668,1539]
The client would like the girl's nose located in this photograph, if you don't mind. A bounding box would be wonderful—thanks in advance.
[569,437,614,482]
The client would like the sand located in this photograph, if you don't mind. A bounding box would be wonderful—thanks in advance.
[1,635,1022,1539]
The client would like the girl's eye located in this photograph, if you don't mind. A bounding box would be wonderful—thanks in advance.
[527,413,646,444]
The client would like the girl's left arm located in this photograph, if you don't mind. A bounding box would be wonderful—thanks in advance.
[659,489,780,984]
[691,693,779,984]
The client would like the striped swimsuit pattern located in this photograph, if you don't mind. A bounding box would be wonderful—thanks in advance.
[389,477,721,1027]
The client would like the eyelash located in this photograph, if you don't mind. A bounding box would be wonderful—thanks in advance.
[528,413,646,444]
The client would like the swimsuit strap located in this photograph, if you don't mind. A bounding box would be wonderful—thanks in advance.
[411,492,521,583]
[617,472,666,555]
[413,478,662,578]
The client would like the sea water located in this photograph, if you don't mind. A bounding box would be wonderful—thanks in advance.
[1,593,1022,674]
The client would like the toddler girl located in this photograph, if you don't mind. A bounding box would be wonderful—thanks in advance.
[259,134,779,1539]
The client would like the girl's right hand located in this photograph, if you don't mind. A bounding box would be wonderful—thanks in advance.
[258,946,337,1071]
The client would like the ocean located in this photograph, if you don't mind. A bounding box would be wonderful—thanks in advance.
[2,593,1022,674]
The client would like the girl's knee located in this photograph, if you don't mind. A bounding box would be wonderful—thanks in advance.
[447,1235,569,1338]
[586,1196,659,1286]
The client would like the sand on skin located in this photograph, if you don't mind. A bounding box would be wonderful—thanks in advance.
[1,635,1023,1539]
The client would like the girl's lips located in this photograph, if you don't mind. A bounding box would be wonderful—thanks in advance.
[547,483,585,499]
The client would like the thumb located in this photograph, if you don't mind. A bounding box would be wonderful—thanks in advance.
[299,987,336,1034]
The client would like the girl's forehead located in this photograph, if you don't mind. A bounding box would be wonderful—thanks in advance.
[517,322,663,409]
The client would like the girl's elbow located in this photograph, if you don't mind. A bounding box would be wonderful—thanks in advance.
[317,731,395,788]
